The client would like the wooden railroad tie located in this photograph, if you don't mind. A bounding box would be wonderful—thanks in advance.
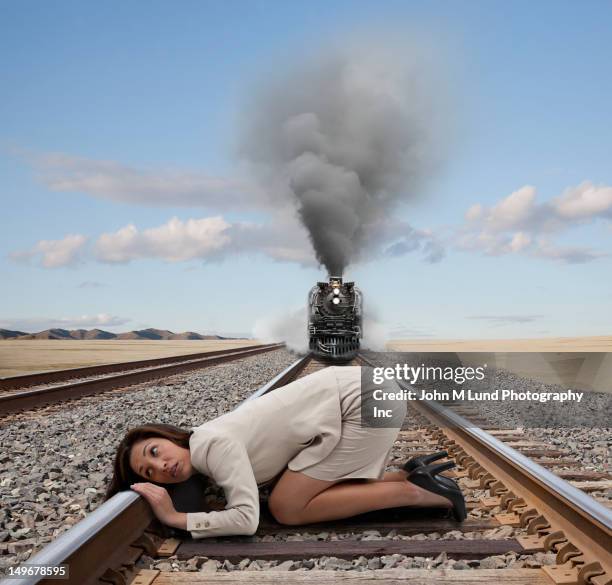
[175,539,525,562]
[146,568,561,584]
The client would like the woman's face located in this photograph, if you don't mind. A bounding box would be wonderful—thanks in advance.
[129,437,194,484]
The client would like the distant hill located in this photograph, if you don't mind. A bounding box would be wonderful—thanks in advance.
[18,328,75,340]
[117,328,227,340]
[68,328,118,340]
[116,328,174,340]
[169,331,221,340]
[0,328,28,339]
[84,328,118,340]
[2,327,240,340]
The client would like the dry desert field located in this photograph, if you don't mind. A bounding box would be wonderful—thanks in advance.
[0,339,261,378]
[386,336,612,393]
[386,336,612,352]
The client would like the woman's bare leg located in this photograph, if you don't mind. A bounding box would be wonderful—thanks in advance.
[268,469,451,526]
[378,470,408,482]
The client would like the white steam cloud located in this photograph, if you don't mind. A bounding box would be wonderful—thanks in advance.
[252,307,308,354]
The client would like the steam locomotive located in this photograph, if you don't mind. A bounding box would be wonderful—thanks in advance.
[308,276,363,360]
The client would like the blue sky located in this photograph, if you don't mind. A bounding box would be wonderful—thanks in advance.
[1,0,611,339]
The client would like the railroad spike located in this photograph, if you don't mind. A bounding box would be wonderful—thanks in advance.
[527,513,551,535]
[543,530,569,553]
[489,480,508,496]
[479,473,496,489]
[585,572,612,585]
[500,491,517,509]
[556,540,584,564]
[578,561,608,585]
[519,507,539,527]
[508,498,528,513]
[448,445,463,456]
[457,454,473,467]
[466,461,482,479]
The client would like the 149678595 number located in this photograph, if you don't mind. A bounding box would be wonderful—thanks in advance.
[3,564,69,579]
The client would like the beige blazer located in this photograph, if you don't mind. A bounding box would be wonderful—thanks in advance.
[186,366,360,538]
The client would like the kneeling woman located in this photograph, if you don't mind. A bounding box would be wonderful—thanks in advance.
[106,366,466,538]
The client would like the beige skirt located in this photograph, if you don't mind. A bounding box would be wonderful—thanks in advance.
[299,376,407,482]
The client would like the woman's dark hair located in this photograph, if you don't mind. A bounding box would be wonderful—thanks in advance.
[105,423,193,500]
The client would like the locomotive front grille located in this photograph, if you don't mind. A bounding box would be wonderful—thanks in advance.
[309,334,360,360]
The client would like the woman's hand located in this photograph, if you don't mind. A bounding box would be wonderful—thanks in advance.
[131,483,186,529]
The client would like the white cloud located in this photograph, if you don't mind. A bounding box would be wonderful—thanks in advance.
[223,216,315,266]
[30,152,265,210]
[9,234,87,268]
[9,214,316,269]
[14,208,440,270]
[92,214,318,266]
[457,181,612,263]
[16,149,446,270]
[488,186,537,230]
[0,313,131,332]
[532,239,607,264]
[509,231,531,252]
[364,218,445,264]
[552,181,612,219]
[465,203,483,221]
[95,216,231,263]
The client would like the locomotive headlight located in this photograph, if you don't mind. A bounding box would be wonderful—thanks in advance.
[333,288,340,295]
[332,297,340,305]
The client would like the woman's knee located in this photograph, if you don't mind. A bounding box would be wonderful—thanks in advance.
[267,492,303,525]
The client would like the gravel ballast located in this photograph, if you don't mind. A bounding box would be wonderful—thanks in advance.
[1,351,609,574]
[371,352,611,473]
[0,349,298,568]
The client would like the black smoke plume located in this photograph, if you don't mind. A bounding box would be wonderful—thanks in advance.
[241,41,447,275]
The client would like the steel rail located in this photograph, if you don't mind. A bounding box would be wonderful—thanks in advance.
[424,397,612,531]
[0,493,152,585]
[0,343,278,391]
[0,344,284,415]
[1,353,311,585]
[356,353,612,578]
[16,354,610,584]
[242,353,311,404]
[405,387,612,578]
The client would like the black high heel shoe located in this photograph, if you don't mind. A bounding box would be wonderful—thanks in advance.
[402,450,449,473]
[407,461,467,522]
[405,455,459,492]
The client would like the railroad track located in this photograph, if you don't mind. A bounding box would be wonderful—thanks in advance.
[0,343,283,416]
[2,353,611,585]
